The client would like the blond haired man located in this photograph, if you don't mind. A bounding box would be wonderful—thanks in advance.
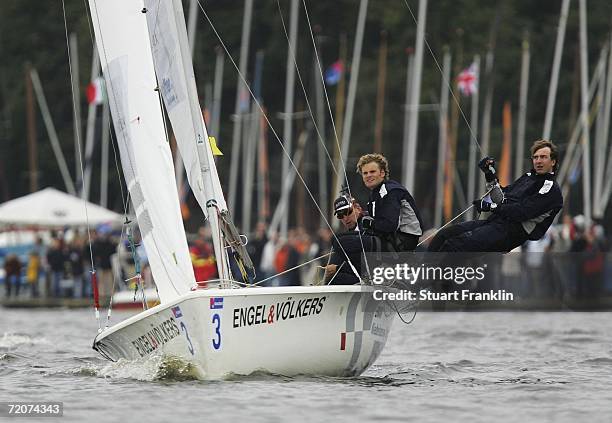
[356,153,423,252]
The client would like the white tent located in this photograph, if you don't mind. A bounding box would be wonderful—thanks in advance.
[0,187,122,227]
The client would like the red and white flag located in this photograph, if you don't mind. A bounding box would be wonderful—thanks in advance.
[86,77,105,105]
[457,62,478,96]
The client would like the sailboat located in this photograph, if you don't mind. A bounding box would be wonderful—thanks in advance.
[88,0,393,379]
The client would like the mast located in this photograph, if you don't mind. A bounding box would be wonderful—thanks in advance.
[173,0,200,193]
[242,50,264,235]
[594,34,612,218]
[280,0,299,239]
[313,31,328,227]
[403,0,427,192]
[210,47,225,140]
[499,101,512,186]
[373,30,388,152]
[480,7,503,161]
[401,48,414,196]
[187,0,198,56]
[169,0,231,280]
[465,55,480,221]
[29,68,76,195]
[268,131,309,239]
[83,49,101,201]
[542,0,571,140]
[331,33,347,220]
[557,49,606,185]
[598,33,612,217]
[334,0,368,198]
[434,48,450,228]
[446,29,462,220]
[578,0,591,225]
[100,98,110,208]
[515,32,530,180]
[143,0,255,283]
[25,63,38,193]
[228,0,254,216]
[69,33,82,185]
[257,107,270,224]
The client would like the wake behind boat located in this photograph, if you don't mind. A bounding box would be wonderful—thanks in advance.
[87,0,394,380]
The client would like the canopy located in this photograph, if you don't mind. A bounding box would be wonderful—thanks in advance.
[0,187,122,227]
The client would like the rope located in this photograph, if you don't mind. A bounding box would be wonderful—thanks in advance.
[288,0,373,279]
[249,252,331,287]
[401,0,483,154]
[417,186,493,247]
[62,0,102,331]
[196,0,364,282]
[275,0,340,178]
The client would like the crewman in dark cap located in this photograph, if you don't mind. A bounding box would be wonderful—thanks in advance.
[324,195,377,284]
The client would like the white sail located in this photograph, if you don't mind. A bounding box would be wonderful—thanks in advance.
[144,0,227,215]
[88,0,196,301]
[144,0,254,279]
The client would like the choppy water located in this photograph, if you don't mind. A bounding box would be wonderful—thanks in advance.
[1,308,611,422]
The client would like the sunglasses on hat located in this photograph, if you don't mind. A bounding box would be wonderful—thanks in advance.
[336,208,353,219]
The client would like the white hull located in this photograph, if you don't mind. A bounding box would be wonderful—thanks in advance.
[93,285,394,379]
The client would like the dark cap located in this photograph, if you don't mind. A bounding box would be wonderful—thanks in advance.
[333,196,352,215]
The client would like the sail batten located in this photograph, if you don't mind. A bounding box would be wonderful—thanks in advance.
[88,0,196,301]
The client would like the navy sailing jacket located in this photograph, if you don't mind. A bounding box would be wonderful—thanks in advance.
[367,180,423,237]
[490,171,563,241]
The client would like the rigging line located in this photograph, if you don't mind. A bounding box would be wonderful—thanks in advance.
[197,0,363,280]
[89,0,134,217]
[389,299,418,325]
[82,3,130,217]
[274,0,339,178]
[61,0,96,271]
[416,185,494,247]
[250,252,331,287]
[81,0,96,55]
[88,0,138,304]
[81,0,130,216]
[325,261,344,285]
[276,0,372,279]
[84,0,135,312]
[90,1,189,293]
[301,0,351,196]
[401,0,483,153]
[139,0,177,161]
[301,0,376,281]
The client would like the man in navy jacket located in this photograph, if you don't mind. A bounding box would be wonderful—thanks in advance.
[428,139,563,252]
[357,153,423,252]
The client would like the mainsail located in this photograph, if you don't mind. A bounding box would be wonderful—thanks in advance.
[88,0,196,301]
[143,0,254,280]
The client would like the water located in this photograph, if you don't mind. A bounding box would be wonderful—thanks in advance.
[1,308,611,422]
